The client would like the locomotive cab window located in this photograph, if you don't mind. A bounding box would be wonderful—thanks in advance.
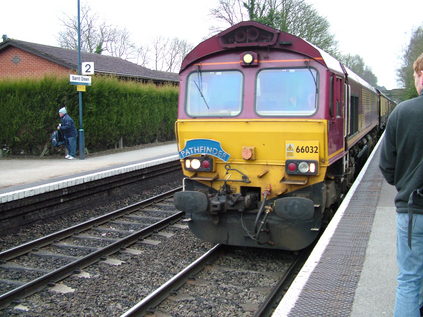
[256,68,318,116]
[186,70,243,117]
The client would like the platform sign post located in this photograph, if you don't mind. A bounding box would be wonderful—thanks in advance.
[77,0,85,160]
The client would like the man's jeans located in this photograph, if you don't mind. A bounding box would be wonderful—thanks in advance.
[395,213,423,316]
[65,136,77,157]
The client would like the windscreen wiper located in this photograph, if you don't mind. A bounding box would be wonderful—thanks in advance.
[305,60,318,94]
[194,65,210,109]
[193,80,210,109]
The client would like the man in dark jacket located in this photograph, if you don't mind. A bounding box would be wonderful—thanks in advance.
[58,107,77,160]
[379,52,423,317]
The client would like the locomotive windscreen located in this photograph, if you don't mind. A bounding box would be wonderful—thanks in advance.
[256,68,318,116]
[186,70,243,117]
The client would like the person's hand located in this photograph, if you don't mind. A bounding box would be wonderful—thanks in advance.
[57,124,61,130]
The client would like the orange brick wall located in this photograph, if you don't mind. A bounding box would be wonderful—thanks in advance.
[0,47,71,79]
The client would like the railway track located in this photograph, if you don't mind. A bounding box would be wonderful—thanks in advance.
[0,162,312,315]
[123,244,309,317]
[0,184,311,316]
[0,188,182,309]
[0,159,181,231]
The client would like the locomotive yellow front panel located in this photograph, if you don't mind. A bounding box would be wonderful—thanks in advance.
[176,118,328,199]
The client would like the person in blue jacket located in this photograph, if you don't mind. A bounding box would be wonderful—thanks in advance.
[58,107,77,159]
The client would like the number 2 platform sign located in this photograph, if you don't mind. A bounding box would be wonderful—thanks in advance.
[82,62,94,75]
[70,62,94,92]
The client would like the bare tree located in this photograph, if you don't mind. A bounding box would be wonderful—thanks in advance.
[210,0,338,55]
[103,28,136,60]
[150,36,168,71]
[58,6,107,53]
[210,0,249,31]
[135,45,150,67]
[149,37,192,72]
[163,38,192,72]
[58,5,192,73]
[58,5,136,59]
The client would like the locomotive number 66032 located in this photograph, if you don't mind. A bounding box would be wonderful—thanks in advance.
[296,145,319,154]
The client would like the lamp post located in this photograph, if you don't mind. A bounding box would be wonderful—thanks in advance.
[77,0,85,159]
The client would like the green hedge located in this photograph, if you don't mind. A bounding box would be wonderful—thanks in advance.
[0,76,178,155]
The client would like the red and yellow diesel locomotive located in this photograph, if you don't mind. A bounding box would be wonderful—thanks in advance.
[174,21,395,250]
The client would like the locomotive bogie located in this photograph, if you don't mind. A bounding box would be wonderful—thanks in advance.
[175,180,326,250]
[182,198,321,250]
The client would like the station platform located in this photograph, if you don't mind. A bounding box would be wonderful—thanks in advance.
[273,136,397,316]
[0,142,179,203]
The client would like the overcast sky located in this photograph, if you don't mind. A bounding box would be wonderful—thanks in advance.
[1,0,422,89]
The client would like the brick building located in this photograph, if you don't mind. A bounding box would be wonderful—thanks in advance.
[0,37,178,84]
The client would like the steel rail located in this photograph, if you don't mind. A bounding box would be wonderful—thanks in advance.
[121,244,224,317]
[0,212,184,309]
[0,187,181,261]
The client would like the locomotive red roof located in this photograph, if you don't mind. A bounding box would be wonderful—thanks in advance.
[180,21,327,72]
[180,21,376,92]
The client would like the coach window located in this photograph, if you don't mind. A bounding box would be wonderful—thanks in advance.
[256,68,318,116]
[349,96,359,135]
[186,70,243,117]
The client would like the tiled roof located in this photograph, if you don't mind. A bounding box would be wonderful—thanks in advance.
[0,39,178,83]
